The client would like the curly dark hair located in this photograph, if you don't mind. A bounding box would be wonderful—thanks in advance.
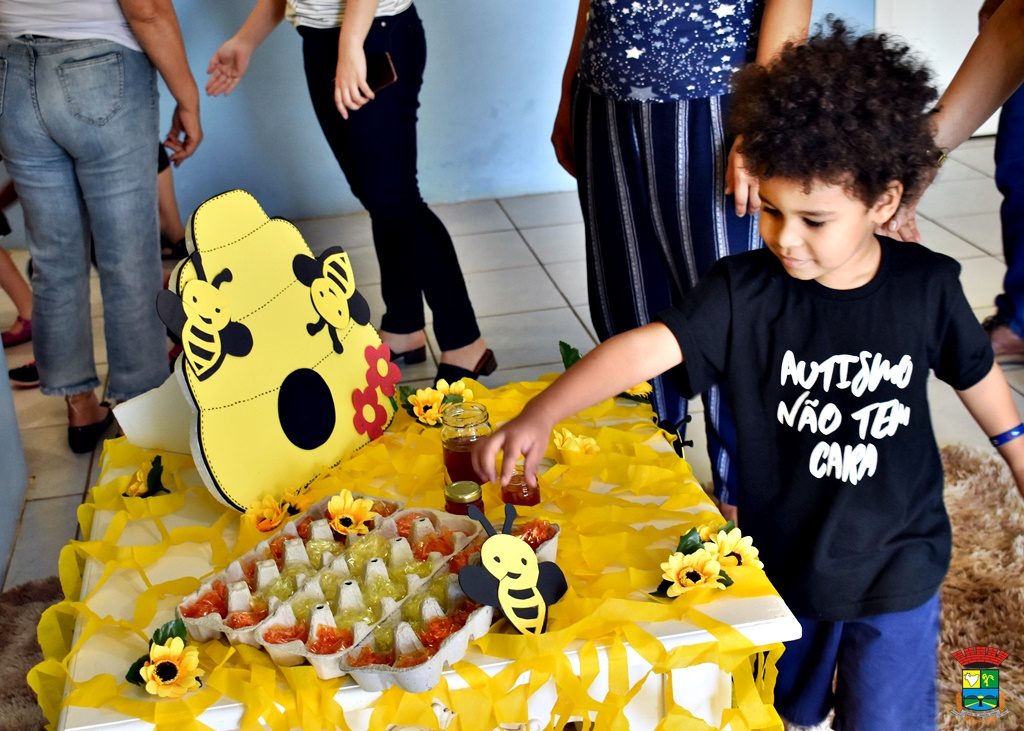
[730,18,941,206]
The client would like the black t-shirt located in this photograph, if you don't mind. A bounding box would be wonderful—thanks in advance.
[657,238,993,620]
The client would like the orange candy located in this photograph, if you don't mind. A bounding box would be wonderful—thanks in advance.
[224,606,269,629]
[263,623,309,644]
[180,580,228,619]
[307,625,354,655]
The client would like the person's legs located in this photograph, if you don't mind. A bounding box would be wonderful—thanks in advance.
[0,38,99,403]
[989,85,1024,361]
[0,247,32,345]
[299,12,486,366]
[832,594,940,731]
[774,615,843,727]
[157,144,187,259]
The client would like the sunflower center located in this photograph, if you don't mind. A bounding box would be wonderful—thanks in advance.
[340,516,353,528]
[684,570,703,583]
[155,661,179,682]
[730,551,742,565]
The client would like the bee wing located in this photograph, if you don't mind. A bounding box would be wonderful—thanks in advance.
[156,290,187,338]
[348,290,371,327]
[292,253,321,286]
[221,321,254,357]
[458,565,500,609]
[537,562,568,606]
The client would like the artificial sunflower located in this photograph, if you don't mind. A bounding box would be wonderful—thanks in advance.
[123,465,150,498]
[327,489,379,536]
[408,387,445,426]
[436,378,474,403]
[138,636,203,698]
[660,548,726,597]
[707,527,764,569]
[247,493,299,532]
[624,381,653,398]
[552,427,600,460]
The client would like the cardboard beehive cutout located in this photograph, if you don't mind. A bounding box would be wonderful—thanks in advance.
[155,190,397,511]
[459,505,568,634]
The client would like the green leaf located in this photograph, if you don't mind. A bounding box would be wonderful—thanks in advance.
[387,395,398,412]
[151,617,187,647]
[146,457,170,496]
[649,579,674,599]
[718,569,734,588]
[718,520,736,535]
[676,527,705,555]
[559,341,583,370]
[443,394,464,405]
[125,654,148,686]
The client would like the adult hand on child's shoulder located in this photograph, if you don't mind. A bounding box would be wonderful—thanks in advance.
[725,137,761,217]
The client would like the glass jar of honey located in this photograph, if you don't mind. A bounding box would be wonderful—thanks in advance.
[501,467,541,507]
[440,402,492,484]
[444,480,484,516]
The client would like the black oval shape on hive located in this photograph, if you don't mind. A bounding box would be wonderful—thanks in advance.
[278,368,335,449]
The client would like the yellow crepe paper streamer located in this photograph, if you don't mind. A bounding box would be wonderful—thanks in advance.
[29,379,785,730]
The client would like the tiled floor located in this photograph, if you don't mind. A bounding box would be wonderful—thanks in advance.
[2,136,1021,590]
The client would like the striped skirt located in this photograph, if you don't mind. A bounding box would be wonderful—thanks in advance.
[571,83,761,503]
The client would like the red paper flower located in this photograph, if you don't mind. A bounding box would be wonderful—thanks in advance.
[364,343,401,397]
[352,386,388,439]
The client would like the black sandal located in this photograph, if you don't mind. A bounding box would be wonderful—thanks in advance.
[434,349,497,385]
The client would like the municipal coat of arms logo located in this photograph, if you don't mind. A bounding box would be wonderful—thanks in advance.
[951,645,1010,720]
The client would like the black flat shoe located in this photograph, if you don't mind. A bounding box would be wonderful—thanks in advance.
[390,345,427,365]
[434,349,497,385]
[161,236,188,261]
[68,406,116,454]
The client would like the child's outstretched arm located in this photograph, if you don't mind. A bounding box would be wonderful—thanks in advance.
[473,323,684,486]
[956,363,1024,499]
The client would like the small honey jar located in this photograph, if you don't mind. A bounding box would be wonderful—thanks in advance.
[444,480,485,516]
[501,467,541,507]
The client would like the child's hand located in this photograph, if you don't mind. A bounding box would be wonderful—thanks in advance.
[473,408,555,487]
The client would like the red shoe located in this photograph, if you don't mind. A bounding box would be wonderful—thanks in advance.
[2,316,31,348]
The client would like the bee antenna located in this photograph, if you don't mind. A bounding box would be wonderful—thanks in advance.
[468,505,497,536]
[189,250,207,282]
[502,503,517,535]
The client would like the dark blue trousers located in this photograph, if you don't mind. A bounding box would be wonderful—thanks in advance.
[994,85,1024,338]
[775,594,940,730]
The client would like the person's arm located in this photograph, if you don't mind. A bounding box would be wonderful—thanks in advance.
[334,0,379,120]
[886,0,1024,241]
[206,0,286,98]
[957,364,1024,499]
[551,0,589,177]
[726,0,811,217]
[473,322,684,486]
[118,0,202,165]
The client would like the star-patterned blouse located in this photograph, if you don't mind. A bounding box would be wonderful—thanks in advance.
[578,0,761,102]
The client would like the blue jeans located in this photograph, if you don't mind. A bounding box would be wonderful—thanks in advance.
[994,85,1024,337]
[0,36,166,401]
[774,593,940,730]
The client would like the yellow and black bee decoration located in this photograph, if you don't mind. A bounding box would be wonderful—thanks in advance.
[459,504,567,635]
[157,251,253,381]
[292,247,371,354]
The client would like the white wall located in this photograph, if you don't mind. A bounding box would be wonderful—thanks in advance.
[161,0,875,221]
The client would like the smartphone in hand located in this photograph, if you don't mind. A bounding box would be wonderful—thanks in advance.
[366,52,397,92]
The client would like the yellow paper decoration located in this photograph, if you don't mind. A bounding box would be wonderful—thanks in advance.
[30,379,786,730]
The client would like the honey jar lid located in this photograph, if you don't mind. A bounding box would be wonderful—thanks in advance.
[445,480,482,503]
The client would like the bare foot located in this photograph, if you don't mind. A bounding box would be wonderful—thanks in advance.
[379,329,426,354]
[440,338,489,371]
[66,391,108,427]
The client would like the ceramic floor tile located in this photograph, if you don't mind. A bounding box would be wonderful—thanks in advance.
[914,217,989,260]
[948,145,996,177]
[933,212,1002,256]
[394,347,439,384]
[572,305,596,342]
[916,178,1001,219]
[464,266,566,317]
[3,494,81,590]
[957,256,1006,309]
[933,158,987,184]
[521,223,586,264]
[426,308,594,372]
[14,376,65,430]
[295,212,374,254]
[22,424,93,500]
[452,230,537,273]
[487,363,563,388]
[545,260,588,307]
[498,192,582,229]
[432,200,514,236]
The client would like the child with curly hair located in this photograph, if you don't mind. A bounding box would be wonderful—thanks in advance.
[475,20,1024,730]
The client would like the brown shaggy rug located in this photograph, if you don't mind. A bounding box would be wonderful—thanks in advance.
[0,447,1020,730]
[0,576,60,731]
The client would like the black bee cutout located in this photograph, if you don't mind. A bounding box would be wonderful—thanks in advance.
[459,504,568,635]
[158,251,254,381]
[292,247,371,354]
